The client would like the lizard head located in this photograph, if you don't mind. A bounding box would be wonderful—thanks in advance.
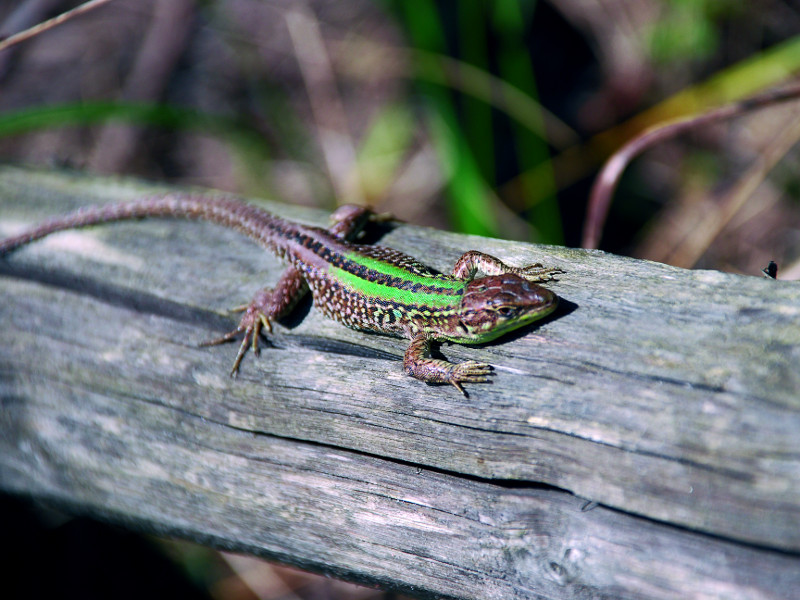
[451,273,558,344]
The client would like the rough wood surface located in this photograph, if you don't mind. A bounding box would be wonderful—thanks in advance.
[1,166,798,599]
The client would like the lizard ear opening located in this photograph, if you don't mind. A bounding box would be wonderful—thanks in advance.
[458,320,471,335]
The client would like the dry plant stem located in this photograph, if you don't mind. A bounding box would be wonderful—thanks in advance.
[0,0,63,77]
[582,79,800,249]
[0,0,113,53]
[665,108,800,268]
[285,5,364,204]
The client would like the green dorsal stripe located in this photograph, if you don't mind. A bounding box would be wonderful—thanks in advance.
[345,252,464,291]
[330,264,464,309]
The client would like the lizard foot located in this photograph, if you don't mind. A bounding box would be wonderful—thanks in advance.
[200,295,273,376]
[517,264,565,283]
[448,361,494,395]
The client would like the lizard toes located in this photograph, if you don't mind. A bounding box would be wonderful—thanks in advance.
[448,362,493,395]
[519,264,564,282]
[452,361,494,382]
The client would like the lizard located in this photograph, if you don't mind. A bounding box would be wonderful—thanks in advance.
[0,194,561,393]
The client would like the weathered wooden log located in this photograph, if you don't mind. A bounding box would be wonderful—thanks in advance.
[1,166,798,599]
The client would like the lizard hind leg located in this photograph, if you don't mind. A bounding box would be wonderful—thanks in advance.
[328,204,373,240]
[201,266,308,376]
[328,204,394,241]
[204,206,387,376]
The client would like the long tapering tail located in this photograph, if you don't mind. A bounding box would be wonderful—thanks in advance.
[0,194,291,256]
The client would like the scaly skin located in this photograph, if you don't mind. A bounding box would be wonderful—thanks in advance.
[0,194,561,393]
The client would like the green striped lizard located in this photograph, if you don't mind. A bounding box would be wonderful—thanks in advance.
[0,195,561,393]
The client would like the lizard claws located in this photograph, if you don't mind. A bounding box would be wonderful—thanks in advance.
[517,264,564,283]
[201,303,273,376]
[449,361,494,395]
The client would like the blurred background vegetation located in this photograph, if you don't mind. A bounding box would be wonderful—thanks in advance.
[1,0,799,274]
[2,1,800,598]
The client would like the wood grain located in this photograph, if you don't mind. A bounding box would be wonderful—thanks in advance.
[1,166,798,598]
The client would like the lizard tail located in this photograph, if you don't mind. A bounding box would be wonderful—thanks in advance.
[0,193,292,257]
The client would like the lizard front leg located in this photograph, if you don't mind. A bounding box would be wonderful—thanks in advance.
[451,250,562,283]
[403,332,493,395]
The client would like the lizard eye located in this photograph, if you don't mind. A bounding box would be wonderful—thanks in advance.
[497,307,515,317]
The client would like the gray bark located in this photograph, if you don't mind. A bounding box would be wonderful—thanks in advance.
[1,166,798,599]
